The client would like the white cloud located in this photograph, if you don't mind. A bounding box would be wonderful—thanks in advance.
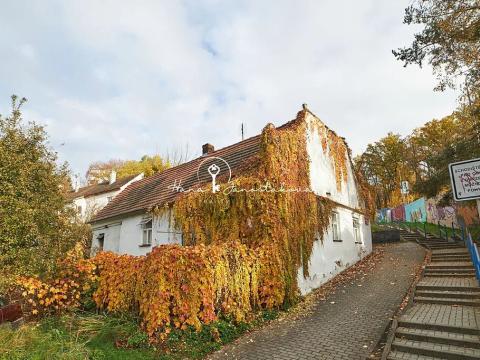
[0,0,458,176]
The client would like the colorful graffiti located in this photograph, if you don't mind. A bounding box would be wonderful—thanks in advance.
[391,205,405,221]
[377,208,392,223]
[405,197,426,222]
[376,196,479,227]
[426,198,458,227]
[456,201,480,227]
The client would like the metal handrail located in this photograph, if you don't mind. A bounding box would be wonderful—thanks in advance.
[462,227,480,284]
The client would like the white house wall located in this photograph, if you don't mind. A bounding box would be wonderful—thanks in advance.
[305,112,360,208]
[298,207,372,294]
[299,112,372,295]
[91,209,181,256]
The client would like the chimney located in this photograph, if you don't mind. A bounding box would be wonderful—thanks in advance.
[109,170,117,184]
[202,143,214,155]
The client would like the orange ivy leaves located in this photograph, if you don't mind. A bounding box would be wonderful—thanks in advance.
[92,242,284,339]
[17,244,96,316]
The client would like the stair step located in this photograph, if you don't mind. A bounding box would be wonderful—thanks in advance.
[431,257,471,261]
[395,326,480,349]
[416,284,480,292]
[399,319,480,335]
[387,350,437,360]
[392,338,480,359]
[424,268,474,273]
[427,245,464,248]
[415,290,480,299]
[414,296,480,306]
[424,272,475,278]
[432,250,469,255]
[427,262,473,268]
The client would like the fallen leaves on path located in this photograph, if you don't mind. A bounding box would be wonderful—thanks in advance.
[280,244,386,320]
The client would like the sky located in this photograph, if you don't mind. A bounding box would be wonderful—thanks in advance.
[0,0,458,177]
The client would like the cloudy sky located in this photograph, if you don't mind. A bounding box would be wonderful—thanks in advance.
[0,0,458,177]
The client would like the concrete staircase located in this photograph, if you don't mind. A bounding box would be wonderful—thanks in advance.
[385,231,480,359]
[398,229,465,251]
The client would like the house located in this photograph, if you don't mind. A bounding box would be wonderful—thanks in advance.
[68,171,144,222]
[89,107,372,294]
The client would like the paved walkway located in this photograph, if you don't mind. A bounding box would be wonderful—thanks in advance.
[209,242,425,360]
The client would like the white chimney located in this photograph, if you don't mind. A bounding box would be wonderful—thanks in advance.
[109,170,117,184]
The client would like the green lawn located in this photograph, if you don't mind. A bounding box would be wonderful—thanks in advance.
[383,221,480,241]
[0,310,278,360]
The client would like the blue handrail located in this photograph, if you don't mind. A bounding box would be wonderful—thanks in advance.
[463,228,480,284]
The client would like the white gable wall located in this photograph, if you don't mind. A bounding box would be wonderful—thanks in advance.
[299,112,372,295]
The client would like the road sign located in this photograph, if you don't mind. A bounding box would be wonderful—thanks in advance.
[400,181,409,195]
[449,158,480,201]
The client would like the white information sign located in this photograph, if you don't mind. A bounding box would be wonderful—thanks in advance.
[400,181,409,195]
[448,158,480,201]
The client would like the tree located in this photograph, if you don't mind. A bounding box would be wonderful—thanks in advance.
[413,104,480,201]
[394,0,480,102]
[0,96,89,284]
[85,146,191,184]
[357,133,414,208]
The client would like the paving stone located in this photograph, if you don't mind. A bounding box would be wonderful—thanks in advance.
[208,242,425,360]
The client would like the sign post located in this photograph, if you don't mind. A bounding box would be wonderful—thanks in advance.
[448,158,480,202]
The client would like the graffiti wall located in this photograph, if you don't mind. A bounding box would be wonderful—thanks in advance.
[426,197,458,227]
[391,205,405,222]
[377,208,392,223]
[376,197,479,227]
[456,201,480,227]
[405,197,427,222]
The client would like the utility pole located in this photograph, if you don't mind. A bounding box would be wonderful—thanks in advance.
[241,123,244,140]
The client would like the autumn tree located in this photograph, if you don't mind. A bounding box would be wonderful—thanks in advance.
[357,133,413,208]
[85,147,190,184]
[394,0,480,102]
[413,105,480,201]
[0,96,89,286]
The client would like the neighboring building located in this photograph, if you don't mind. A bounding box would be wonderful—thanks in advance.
[89,107,372,295]
[68,171,144,222]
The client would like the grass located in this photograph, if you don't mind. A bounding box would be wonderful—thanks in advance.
[388,221,480,242]
[0,313,154,360]
[0,310,280,360]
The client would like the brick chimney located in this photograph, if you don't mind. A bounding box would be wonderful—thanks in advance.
[202,143,214,155]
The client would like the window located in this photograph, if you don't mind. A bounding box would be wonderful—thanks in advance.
[97,233,105,251]
[107,196,113,203]
[141,219,153,246]
[331,212,341,241]
[353,217,362,244]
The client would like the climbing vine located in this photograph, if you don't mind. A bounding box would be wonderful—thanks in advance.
[16,110,368,341]
[171,110,341,304]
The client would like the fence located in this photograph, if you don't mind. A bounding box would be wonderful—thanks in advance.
[465,231,480,284]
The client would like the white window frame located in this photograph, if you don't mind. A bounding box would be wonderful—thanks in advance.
[141,219,153,246]
[353,216,362,244]
[331,211,341,241]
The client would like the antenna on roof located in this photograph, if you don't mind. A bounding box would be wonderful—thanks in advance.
[241,123,244,140]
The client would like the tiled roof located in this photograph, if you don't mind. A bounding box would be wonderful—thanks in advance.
[90,110,310,223]
[68,175,138,200]
[90,135,263,222]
